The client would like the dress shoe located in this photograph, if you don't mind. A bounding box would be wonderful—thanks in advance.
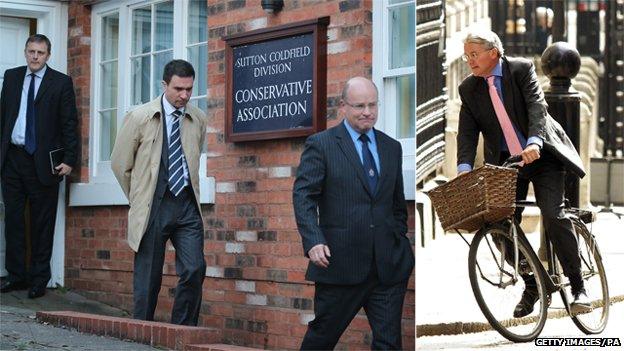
[0,280,29,293]
[27,285,46,299]
[570,288,593,315]
[513,288,539,318]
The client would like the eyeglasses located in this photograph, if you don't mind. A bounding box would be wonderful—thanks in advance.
[344,101,378,111]
[461,48,494,62]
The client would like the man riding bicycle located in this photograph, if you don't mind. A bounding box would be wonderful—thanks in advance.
[455,29,591,316]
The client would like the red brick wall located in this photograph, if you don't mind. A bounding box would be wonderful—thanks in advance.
[64,1,415,350]
[67,2,91,182]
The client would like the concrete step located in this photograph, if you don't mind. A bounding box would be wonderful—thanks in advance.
[185,344,263,351]
[36,311,220,351]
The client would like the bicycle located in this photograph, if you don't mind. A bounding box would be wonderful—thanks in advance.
[427,155,609,342]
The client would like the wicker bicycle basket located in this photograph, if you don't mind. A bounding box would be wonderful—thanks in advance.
[427,165,518,232]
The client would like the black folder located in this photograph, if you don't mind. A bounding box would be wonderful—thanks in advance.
[49,148,64,174]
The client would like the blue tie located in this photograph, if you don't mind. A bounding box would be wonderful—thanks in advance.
[168,110,187,196]
[25,73,36,154]
[359,134,378,193]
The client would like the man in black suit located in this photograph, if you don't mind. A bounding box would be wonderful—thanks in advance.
[1,34,78,298]
[293,77,414,350]
[456,29,590,316]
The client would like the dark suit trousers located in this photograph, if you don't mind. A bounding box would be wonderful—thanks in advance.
[301,264,408,350]
[502,151,582,291]
[133,187,206,325]
[1,144,58,287]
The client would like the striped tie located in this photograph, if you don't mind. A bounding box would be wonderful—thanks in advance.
[168,109,187,196]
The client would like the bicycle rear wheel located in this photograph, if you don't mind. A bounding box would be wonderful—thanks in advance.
[559,219,609,334]
[468,225,548,342]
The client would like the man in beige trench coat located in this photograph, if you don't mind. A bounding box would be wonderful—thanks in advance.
[111,59,207,325]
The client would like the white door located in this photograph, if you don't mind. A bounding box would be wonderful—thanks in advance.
[0,16,31,277]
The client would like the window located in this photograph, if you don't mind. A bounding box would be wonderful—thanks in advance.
[92,0,207,177]
[98,12,119,163]
[130,1,173,106]
[372,0,416,198]
[187,0,207,111]
[373,0,415,141]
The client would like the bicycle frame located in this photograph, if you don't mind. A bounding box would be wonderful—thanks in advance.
[459,217,559,294]
[508,217,560,295]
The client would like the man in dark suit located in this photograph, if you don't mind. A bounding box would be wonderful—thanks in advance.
[111,60,207,325]
[0,34,78,298]
[293,77,414,350]
[456,29,590,316]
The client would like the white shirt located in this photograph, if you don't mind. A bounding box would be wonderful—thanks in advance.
[162,95,190,185]
[11,65,47,145]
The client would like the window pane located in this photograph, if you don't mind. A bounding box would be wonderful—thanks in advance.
[188,44,207,95]
[132,6,151,55]
[395,74,415,139]
[152,50,173,99]
[389,3,415,69]
[99,109,117,161]
[188,0,207,44]
[388,0,412,4]
[101,13,119,60]
[155,1,173,51]
[131,56,151,105]
[100,61,117,109]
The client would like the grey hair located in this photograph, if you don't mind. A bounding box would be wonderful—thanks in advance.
[463,30,505,57]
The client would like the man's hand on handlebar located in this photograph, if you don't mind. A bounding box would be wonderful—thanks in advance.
[521,144,541,165]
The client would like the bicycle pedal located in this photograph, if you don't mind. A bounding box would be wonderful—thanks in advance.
[518,259,532,275]
[546,294,552,307]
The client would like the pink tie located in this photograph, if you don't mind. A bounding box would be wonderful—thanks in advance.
[487,76,524,156]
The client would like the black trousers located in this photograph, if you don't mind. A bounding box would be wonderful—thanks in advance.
[301,264,408,350]
[1,144,58,288]
[503,151,582,291]
[133,187,206,325]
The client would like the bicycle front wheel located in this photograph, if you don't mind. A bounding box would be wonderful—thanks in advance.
[468,225,548,342]
[561,219,609,334]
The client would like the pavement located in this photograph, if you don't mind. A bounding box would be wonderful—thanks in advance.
[415,207,624,338]
[0,288,161,350]
[417,301,624,350]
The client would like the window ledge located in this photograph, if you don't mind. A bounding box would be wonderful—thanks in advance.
[69,177,216,207]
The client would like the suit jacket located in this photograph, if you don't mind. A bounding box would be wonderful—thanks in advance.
[111,96,207,252]
[293,123,414,285]
[0,65,78,185]
[457,56,585,178]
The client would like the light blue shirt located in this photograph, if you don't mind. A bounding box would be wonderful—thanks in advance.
[162,95,190,184]
[458,59,543,173]
[343,119,381,175]
[11,65,47,145]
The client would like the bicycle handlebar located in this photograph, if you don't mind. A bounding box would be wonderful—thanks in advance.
[502,155,523,169]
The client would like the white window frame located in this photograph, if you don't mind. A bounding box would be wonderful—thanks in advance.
[372,0,416,199]
[70,0,213,206]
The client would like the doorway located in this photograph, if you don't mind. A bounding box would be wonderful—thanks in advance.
[0,1,69,288]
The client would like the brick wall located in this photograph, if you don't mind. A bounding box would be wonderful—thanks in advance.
[67,2,91,182]
[64,1,415,350]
